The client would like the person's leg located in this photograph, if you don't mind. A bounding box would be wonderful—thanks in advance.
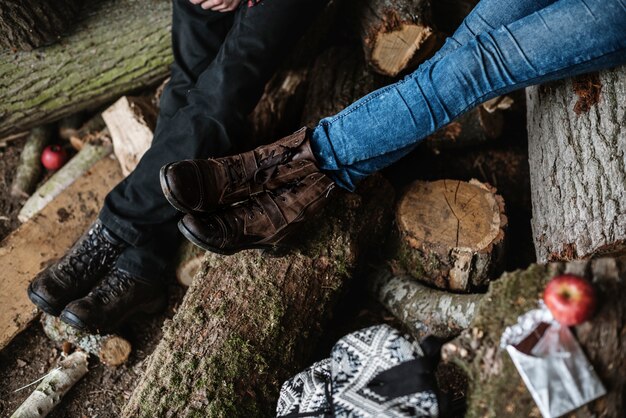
[97,0,235,282]
[311,0,626,191]
[99,0,329,281]
[427,0,558,62]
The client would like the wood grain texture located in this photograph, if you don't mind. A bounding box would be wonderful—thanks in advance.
[102,96,157,176]
[0,157,123,351]
[527,67,626,262]
[353,0,436,76]
[392,179,507,291]
[0,0,172,137]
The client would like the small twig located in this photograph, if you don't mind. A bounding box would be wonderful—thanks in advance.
[12,367,62,393]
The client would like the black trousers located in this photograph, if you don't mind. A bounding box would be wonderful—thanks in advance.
[98,0,326,281]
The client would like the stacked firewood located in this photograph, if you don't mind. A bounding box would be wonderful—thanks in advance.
[1,0,625,417]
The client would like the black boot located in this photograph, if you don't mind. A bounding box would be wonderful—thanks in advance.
[60,268,167,333]
[28,220,127,316]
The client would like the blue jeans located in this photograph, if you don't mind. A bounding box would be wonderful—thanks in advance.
[311,0,626,191]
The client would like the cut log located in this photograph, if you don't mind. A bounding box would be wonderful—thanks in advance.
[41,314,131,367]
[10,351,88,418]
[369,265,484,339]
[391,179,507,291]
[527,67,626,262]
[0,0,82,51]
[0,157,123,351]
[301,46,378,128]
[353,0,437,77]
[175,241,206,287]
[0,0,172,137]
[121,175,394,417]
[18,144,113,222]
[443,257,626,417]
[248,68,311,145]
[425,101,506,151]
[10,126,53,199]
[102,96,157,176]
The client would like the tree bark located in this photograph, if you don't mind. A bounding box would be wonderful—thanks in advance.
[41,314,131,367]
[431,0,478,35]
[527,67,626,262]
[390,179,507,291]
[369,265,484,339]
[121,175,394,417]
[0,0,82,51]
[442,257,626,418]
[353,0,437,77]
[0,0,172,137]
[301,46,378,128]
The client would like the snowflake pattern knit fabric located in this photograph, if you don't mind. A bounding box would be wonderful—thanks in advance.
[276,324,440,417]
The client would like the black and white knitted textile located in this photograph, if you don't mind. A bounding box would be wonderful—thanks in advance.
[276,324,441,418]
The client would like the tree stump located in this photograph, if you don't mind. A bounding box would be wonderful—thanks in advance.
[391,179,507,291]
[0,0,82,51]
[443,257,626,418]
[353,0,437,77]
[527,67,626,262]
[121,175,394,417]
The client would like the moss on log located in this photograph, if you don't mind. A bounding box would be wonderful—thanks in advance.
[0,0,172,137]
[442,258,626,417]
[121,175,394,417]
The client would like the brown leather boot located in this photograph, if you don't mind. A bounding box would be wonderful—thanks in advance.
[160,127,318,214]
[178,171,335,254]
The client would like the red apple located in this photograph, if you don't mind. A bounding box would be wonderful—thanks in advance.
[543,274,596,326]
[41,145,68,171]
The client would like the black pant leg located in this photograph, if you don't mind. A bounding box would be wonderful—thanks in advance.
[100,0,328,281]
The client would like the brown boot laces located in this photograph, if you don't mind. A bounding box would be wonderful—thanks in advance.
[224,145,301,191]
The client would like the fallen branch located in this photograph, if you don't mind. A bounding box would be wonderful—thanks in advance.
[369,265,484,339]
[10,351,88,418]
[10,126,53,199]
[18,143,112,222]
[41,314,131,367]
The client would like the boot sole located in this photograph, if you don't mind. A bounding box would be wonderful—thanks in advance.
[160,163,207,215]
[178,218,293,256]
[59,295,168,334]
[27,283,62,317]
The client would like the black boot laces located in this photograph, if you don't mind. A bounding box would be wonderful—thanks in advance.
[54,224,120,287]
[91,269,134,305]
